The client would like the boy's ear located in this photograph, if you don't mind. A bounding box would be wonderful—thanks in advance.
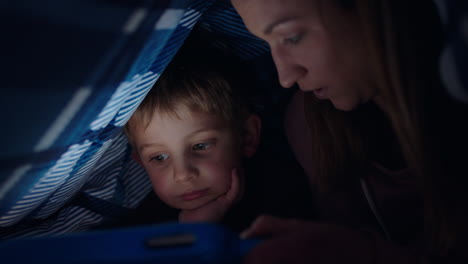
[131,151,143,166]
[242,114,261,158]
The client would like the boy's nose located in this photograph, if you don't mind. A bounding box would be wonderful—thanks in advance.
[173,161,198,183]
[271,47,306,89]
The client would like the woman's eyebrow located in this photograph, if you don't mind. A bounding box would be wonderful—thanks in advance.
[264,16,298,35]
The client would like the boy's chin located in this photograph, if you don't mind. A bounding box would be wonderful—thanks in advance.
[174,197,214,211]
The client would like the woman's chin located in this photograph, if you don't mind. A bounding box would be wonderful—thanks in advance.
[330,99,358,112]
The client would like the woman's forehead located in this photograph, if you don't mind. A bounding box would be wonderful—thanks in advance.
[232,0,318,15]
[232,0,319,36]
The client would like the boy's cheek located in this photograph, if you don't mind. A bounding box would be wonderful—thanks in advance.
[147,172,166,193]
[151,178,173,203]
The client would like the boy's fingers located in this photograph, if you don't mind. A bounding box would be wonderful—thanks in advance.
[225,168,240,202]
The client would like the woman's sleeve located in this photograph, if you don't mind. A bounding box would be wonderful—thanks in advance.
[243,222,426,264]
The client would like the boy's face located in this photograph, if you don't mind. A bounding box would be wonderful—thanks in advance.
[131,105,243,210]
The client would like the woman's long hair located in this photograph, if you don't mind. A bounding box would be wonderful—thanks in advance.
[305,0,468,256]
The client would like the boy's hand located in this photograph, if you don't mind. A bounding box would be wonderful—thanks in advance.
[178,168,243,223]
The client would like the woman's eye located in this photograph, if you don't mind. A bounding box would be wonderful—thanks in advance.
[151,153,169,162]
[283,33,302,45]
[192,142,212,151]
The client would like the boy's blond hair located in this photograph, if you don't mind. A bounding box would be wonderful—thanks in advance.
[124,56,250,145]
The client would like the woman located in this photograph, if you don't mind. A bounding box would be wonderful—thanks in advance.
[232,0,468,263]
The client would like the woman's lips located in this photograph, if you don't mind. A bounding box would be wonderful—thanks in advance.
[180,188,209,201]
[313,87,328,99]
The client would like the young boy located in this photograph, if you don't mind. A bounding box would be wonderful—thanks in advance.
[124,52,261,224]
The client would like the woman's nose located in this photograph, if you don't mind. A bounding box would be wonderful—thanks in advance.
[271,47,306,88]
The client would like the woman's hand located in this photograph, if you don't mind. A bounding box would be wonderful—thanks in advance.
[241,215,376,264]
[240,215,311,238]
[178,168,243,222]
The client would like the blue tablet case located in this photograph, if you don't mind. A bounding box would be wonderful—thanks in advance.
[0,222,259,264]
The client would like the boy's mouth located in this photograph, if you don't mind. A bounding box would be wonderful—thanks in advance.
[179,188,209,201]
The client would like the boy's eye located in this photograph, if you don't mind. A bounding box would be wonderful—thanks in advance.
[192,142,212,151]
[151,153,169,162]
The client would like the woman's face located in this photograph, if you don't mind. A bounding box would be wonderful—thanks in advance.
[232,0,378,111]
